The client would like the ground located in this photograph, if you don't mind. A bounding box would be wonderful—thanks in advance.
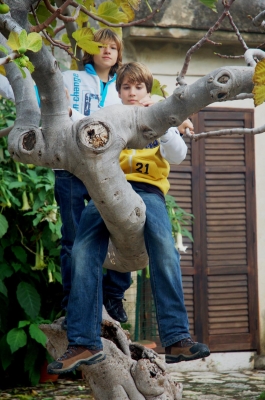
[1,369,265,399]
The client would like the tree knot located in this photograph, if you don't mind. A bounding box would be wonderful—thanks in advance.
[80,122,109,150]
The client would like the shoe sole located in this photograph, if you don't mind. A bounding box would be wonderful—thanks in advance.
[47,352,106,375]
[165,349,210,364]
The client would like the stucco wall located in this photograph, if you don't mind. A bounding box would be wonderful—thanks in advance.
[123,36,265,354]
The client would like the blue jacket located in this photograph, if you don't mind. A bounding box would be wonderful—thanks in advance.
[63,63,121,116]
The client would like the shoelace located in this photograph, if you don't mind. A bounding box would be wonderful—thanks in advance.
[180,338,195,346]
[57,346,77,361]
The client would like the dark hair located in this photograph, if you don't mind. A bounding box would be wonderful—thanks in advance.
[83,28,123,75]
[116,62,153,93]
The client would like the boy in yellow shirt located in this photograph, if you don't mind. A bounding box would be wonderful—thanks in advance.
[48,62,210,374]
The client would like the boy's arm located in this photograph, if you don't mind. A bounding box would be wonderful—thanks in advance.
[160,127,188,164]
[178,118,194,135]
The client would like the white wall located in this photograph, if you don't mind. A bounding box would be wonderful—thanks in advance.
[124,38,265,354]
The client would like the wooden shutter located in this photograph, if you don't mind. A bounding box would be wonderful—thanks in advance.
[191,108,258,351]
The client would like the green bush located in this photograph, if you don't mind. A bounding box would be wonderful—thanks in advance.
[0,97,63,388]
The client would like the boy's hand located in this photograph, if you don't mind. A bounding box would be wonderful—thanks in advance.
[178,119,194,135]
[139,94,155,107]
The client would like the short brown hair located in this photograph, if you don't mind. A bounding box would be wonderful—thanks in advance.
[83,28,123,75]
[116,62,153,93]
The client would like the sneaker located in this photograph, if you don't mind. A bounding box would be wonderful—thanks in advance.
[47,346,106,374]
[103,296,128,323]
[165,337,210,364]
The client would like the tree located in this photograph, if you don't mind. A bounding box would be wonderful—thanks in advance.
[0,0,264,398]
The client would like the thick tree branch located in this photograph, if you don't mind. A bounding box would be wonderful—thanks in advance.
[0,125,13,138]
[244,48,265,66]
[252,10,265,31]
[0,51,19,65]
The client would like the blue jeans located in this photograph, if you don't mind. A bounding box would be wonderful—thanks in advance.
[67,185,190,349]
[54,170,131,311]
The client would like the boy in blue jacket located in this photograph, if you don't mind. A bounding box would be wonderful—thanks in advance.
[57,28,131,324]
[47,62,210,374]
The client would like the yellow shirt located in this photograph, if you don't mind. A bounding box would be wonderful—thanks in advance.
[119,141,170,194]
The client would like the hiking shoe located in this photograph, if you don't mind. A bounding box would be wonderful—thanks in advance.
[165,337,210,364]
[103,296,128,323]
[47,346,106,374]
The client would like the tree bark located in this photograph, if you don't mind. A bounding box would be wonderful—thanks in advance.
[40,310,183,400]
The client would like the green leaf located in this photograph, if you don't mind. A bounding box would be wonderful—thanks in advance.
[0,280,7,297]
[33,214,43,226]
[0,45,8,55]
[13,60,26,78]
[53,270,62,284]
[18,30,28,49]
[0,65,6,76]
[29,323,47,347]
[6,31,20,51]
[199,0,218,12]
[0,335,13,370]
[26,60,35,74]
[180,228,194,242]
[6,328,27,353]
[72,27,94,42]
[8,181,26,189]
[61,33,70,44]
[84,0,94,7]
[27,32,43,53]
[127,0,141,11]
[24,340,39,372]
[33,3,53,25]
[78,39,103,54]
[29,367,41,387]
[11,262,22,272]
[28,13,37,27]
[0,214,8,238]
[18,320,31,328]
[11,245,27,264]
[151,78,168,98]
[0,263,13,280]
[95,1,128,24]
[120,1,135,22]
[16,281,41,320]
[75,10,89,28]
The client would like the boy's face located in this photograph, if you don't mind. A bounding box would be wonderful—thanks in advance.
[119,78,149,105]
[93,40,118,70]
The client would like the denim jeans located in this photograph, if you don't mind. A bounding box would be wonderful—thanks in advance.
[67,184,190,349]
[54,170,131,310]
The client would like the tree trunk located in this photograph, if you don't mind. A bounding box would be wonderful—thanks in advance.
[40,310,183,400]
